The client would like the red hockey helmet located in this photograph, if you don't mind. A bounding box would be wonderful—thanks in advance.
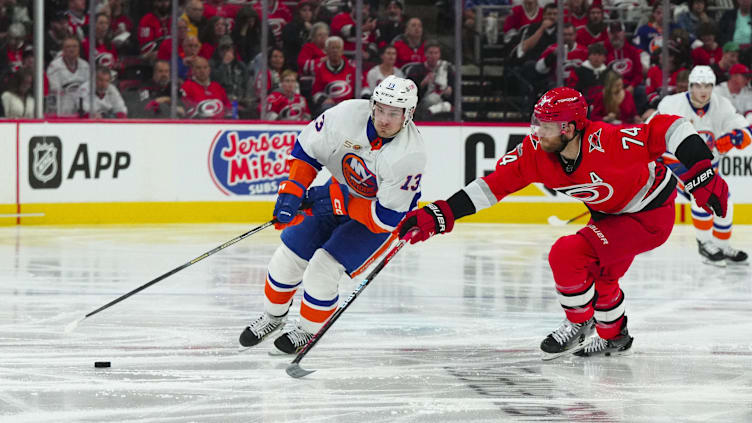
[531,87,589,138]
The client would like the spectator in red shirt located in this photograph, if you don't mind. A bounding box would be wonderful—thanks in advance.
[298,22,329,76]
[203,0,242,25]
[109,0,133,48]
[199,16,230,60]
[138,0,171,60]
[564,0,588,30]
[393,17,425,69]
[157,18,214,63]
[264,69,311,121]
[535,22,588,87]
[502,0,542,45]
[252,0,292,46]
[576,1,607,47]
[180,56,231,119]
[82,13,118,71]
[692,22,722,67]
[605,21,643,93]
[330,2,378,61]
[311,36,367,114]
[590,70,639,124]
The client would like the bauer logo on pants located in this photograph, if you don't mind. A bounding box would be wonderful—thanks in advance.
[29,136,62,189]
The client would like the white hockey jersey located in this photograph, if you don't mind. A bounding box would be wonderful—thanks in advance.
[79,82,128,118]
[293,99,426,232]
[47,56,90,116]
[657,91,748,162]
[713,82,752,123]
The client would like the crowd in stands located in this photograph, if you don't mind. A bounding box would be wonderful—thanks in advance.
[499,0,752,122]
[1,0,752,121]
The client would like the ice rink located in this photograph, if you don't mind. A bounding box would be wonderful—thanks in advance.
[1,222,751,422]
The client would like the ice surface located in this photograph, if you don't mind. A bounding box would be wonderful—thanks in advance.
[1,223,751,422]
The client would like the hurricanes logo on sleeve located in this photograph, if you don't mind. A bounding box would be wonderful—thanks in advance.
[341,153,378,197]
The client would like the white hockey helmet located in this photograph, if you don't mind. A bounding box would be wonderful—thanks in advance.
[688,65,716,86]
[370,75,419,128]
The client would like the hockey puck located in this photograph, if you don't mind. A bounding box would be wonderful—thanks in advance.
[94,361,111,368]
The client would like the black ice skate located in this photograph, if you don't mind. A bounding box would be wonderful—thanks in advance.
[540,317,595,360]
[574,317,633,357]
[273,324,314,355]
[697,240,725,266]
[239,310,288,348]
[723,246,749,265]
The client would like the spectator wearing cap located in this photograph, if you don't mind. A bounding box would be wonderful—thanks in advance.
[393,17,425,69]
[367,44,404,90]
[564,0,588,31]
[210,39,251,116]
[676,0,712,37]
[501,0,542,46]
[182,0,206,39]
[45,11,69,65]
[282,0,316,71]
[180,56,231,119]
[711,42,740,83]
[82,13,118,71]
[137,0,171,61]
[590,70,639,124]
[692,22,722,67]
[714,63,752,118]
[718,0,752,46]
[566,42,609,104]
[298,22,329,76]
[47,36,90,116]
[576,1,607,47]
[605,21,643,94]
[376,0,406,48]
[535,22,587,85]
[331,2,378,62]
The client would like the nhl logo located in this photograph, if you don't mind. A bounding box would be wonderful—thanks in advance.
[28,136,62,189]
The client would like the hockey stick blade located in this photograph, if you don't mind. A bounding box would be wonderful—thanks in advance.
[286,363,315,378]
[547,215,568,226]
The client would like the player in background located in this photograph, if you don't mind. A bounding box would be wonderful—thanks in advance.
[657,65,750,265]
[238,76,426,354]
[397,87,728,359]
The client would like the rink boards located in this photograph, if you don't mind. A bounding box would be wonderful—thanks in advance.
[1,120,751,225]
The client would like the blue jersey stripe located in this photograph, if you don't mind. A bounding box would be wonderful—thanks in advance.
[291,141,323,170]
[691,209,711,218]
[303,291,339,307]
[375,200,406,227]
[268,273,301,290]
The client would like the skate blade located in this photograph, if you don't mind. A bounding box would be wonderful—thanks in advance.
[725,259,749,266]
[268,348,294,357]
[702,259,726,268]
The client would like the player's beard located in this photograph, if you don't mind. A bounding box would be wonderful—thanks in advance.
[540,134,570,153]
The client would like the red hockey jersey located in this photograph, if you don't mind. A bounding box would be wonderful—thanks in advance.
[298,42,325,75]
[82,39,118,69]
[264,91,311,121]
[138,12,170,53]
[476,115,692,215]
[252,1,291,41]
[393,39,425,69]
[502,5,542,42]
[537,43,588,79]
[312,59,367,104]
[180,78,230,119]
[576,26,608,47]
[605,40,643,89]
[564,9,588,30]
[331,12,376,57]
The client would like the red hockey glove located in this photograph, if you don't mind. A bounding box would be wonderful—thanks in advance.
[397,200,455,244]
[715,128,751,154]
[681,159,728,217]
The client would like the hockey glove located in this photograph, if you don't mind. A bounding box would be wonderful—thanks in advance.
[305,182,350,216]
[681,159,728,217]
[397,200,455,244]
[715,128,752,154]
[273,179,307,229]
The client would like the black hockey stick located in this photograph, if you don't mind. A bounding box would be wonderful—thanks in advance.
[64,219,277,333]
[286,232,414,378]
[547,211,590,226]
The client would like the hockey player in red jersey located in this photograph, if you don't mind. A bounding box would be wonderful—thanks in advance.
[397,87,729,359]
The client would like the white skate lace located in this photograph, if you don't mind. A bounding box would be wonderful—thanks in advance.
[701,241,722,255]
[286,327,314,348]
[551,319,582,345]
[723,246,741,257]
[249,314,282,337]
[582,336,608,354]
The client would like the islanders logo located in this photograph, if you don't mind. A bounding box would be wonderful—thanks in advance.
[341,153,378,198]
[209,130,299,196]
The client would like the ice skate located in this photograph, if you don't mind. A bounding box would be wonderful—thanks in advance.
[239,310,288,348]
[273,323,314,355]
[697,240,725,267]
[722,246,749,266]
[540,317,595,360]
[574,319,633,357]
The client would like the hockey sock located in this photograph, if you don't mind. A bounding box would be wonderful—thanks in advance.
[264,244,308,316]
[299,249,344,333]
[712,200,733,249]
[548,234,598,323]
[690,197,713,243]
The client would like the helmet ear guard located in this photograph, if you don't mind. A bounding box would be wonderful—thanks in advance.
[371,75,419,129]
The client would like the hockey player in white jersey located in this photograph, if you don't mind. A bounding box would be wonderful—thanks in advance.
[238,75,426,354]
[657,65,750,265]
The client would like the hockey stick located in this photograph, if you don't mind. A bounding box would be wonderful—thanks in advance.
[286,231,415,378]
[547,211,590,226]
[64,219,277,333]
